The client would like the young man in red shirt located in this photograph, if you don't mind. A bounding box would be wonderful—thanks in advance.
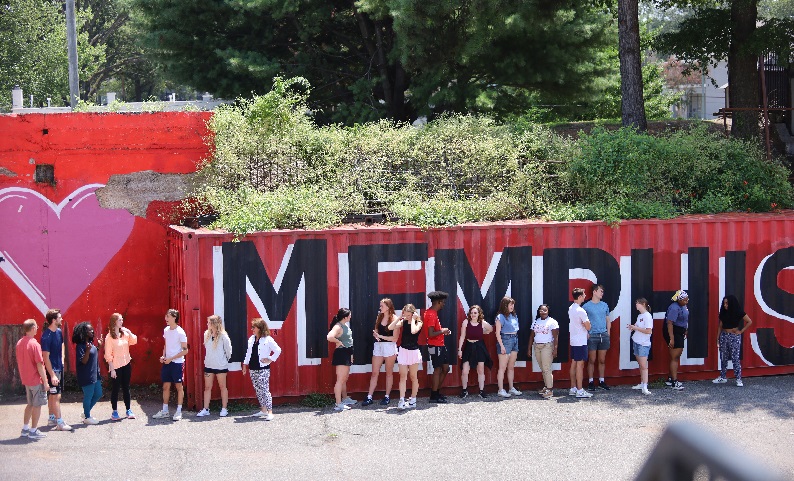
[425,291,452,403]
[16,319,50,439]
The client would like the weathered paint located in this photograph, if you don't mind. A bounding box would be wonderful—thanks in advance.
[0,113,211,385]
[169,215,794,407]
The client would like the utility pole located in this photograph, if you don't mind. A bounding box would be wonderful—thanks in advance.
[65,0,79,109]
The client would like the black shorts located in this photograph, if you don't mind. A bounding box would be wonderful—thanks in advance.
[161,362,184,384]
[663,325,687,349]
[428,345,450,368]
[204,367,228,374]
[332,346,353,366]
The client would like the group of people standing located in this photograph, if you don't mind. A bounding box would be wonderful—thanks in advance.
[15,285,752,436]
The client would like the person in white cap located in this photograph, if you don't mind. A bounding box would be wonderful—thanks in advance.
[664,290,689,391]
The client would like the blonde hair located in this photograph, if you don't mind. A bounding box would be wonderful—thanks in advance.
[204,315,226,348]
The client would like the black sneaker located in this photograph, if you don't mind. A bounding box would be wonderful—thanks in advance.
[598,381,611,391]
[435,396,448,404]
[379,397,390,406]
[478,391,488,399]
[361,397,374,406]
[587,381,595,391]
[428,395,440,403]
[438,394,448,402]
[665,377,673,386]
[460,389,469,399]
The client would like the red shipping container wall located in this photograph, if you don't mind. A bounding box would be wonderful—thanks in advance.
[0,113,211,385]
[169,215,794,408]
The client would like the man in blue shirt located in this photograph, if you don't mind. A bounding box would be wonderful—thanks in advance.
[41,309,72,431]
[582,285,611,391]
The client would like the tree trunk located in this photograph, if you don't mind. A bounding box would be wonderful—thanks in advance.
[728,0,759,140]
[618,0,647,131]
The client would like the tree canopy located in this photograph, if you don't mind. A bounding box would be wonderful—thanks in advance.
[133,0,617,123]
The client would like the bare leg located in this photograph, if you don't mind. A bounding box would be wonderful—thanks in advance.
[203,372,215,409]
[217,373,228,409]
[162,382,172,406]
[409,364,420,399]
[461,363,470,390]
[507,352,518,390]
[575,361,584,390]
[384,355,396,397]
[669,347,683,380]
[175,383,184,406]
[368,356,384,397]
[638,357,649,385]
[497,353,508,391]
[597,349,607,380]
[587,350,597,381]
[477,362,486,391]
[398,364,408,399]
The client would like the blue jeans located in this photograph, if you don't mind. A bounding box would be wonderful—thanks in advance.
[498,333,519,354]
[82,380,102,418]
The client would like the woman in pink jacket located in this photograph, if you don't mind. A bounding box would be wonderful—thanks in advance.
[104,313,138,421]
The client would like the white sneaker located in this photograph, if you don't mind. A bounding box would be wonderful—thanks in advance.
[251,411,266,417]
[341,397,357,405]
[48,415,57,426]
[568,387,577,396]
[576,389,593,398]
[172,411,182,421]
[264,413,274,421]
[152,409,170,419]
[55,421,73,431]
[632,383,643,390]
[641,388,652,395]
[736,380,744,387]
[509,387,522,396]
[333,403,350,412]
[408,397,417,408]
[397,399,406,410]
[672,381,684,391]
[713,377,727,384]
[27,429,47,440]
[497,389,511,398]
[219,408,229,417]
[83,417,99,425]
[196,408,210,417]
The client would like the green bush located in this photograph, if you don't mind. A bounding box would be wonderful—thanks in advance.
[190,79,792,233]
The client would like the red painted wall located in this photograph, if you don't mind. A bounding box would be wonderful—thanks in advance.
[0,113,211,384]
[169,216,794,408]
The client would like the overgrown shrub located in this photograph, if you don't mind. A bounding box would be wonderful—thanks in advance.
[191,79,792,233]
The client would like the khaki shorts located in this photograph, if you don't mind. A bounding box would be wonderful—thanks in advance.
[25,384,48,407]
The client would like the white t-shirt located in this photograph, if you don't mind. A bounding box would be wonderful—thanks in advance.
[568,303,589,347]
[164,326,188,363]
[531,317,559,344]
[632,312,653,346]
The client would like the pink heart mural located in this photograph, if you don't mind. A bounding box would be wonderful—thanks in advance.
[0,184,135,314]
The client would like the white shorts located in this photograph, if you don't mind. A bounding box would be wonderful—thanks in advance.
[397,347,422,366]
[373,341,398,358]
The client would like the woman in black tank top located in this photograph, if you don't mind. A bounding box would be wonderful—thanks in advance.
[389,304,424,409]
[457,305,493,398]
[363,298,399,406]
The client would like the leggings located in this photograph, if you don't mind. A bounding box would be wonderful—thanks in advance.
[250,369,272,411]
[719,332,742,380]
[110,363,132,411]
[81,380,103,418]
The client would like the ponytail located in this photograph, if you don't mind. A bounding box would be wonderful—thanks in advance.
[329,308,352,331]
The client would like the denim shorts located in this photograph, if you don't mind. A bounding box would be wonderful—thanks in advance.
[632,341,650,358]
[499,333,519,354]
[587,332,611,351]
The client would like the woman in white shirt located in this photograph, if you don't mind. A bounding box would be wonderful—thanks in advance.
[529,304,559,399]
[628,298,653,395]
[242,318,282,420]
[197,315,232,417]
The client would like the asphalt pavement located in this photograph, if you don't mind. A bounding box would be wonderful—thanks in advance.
[0,375,792,481]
